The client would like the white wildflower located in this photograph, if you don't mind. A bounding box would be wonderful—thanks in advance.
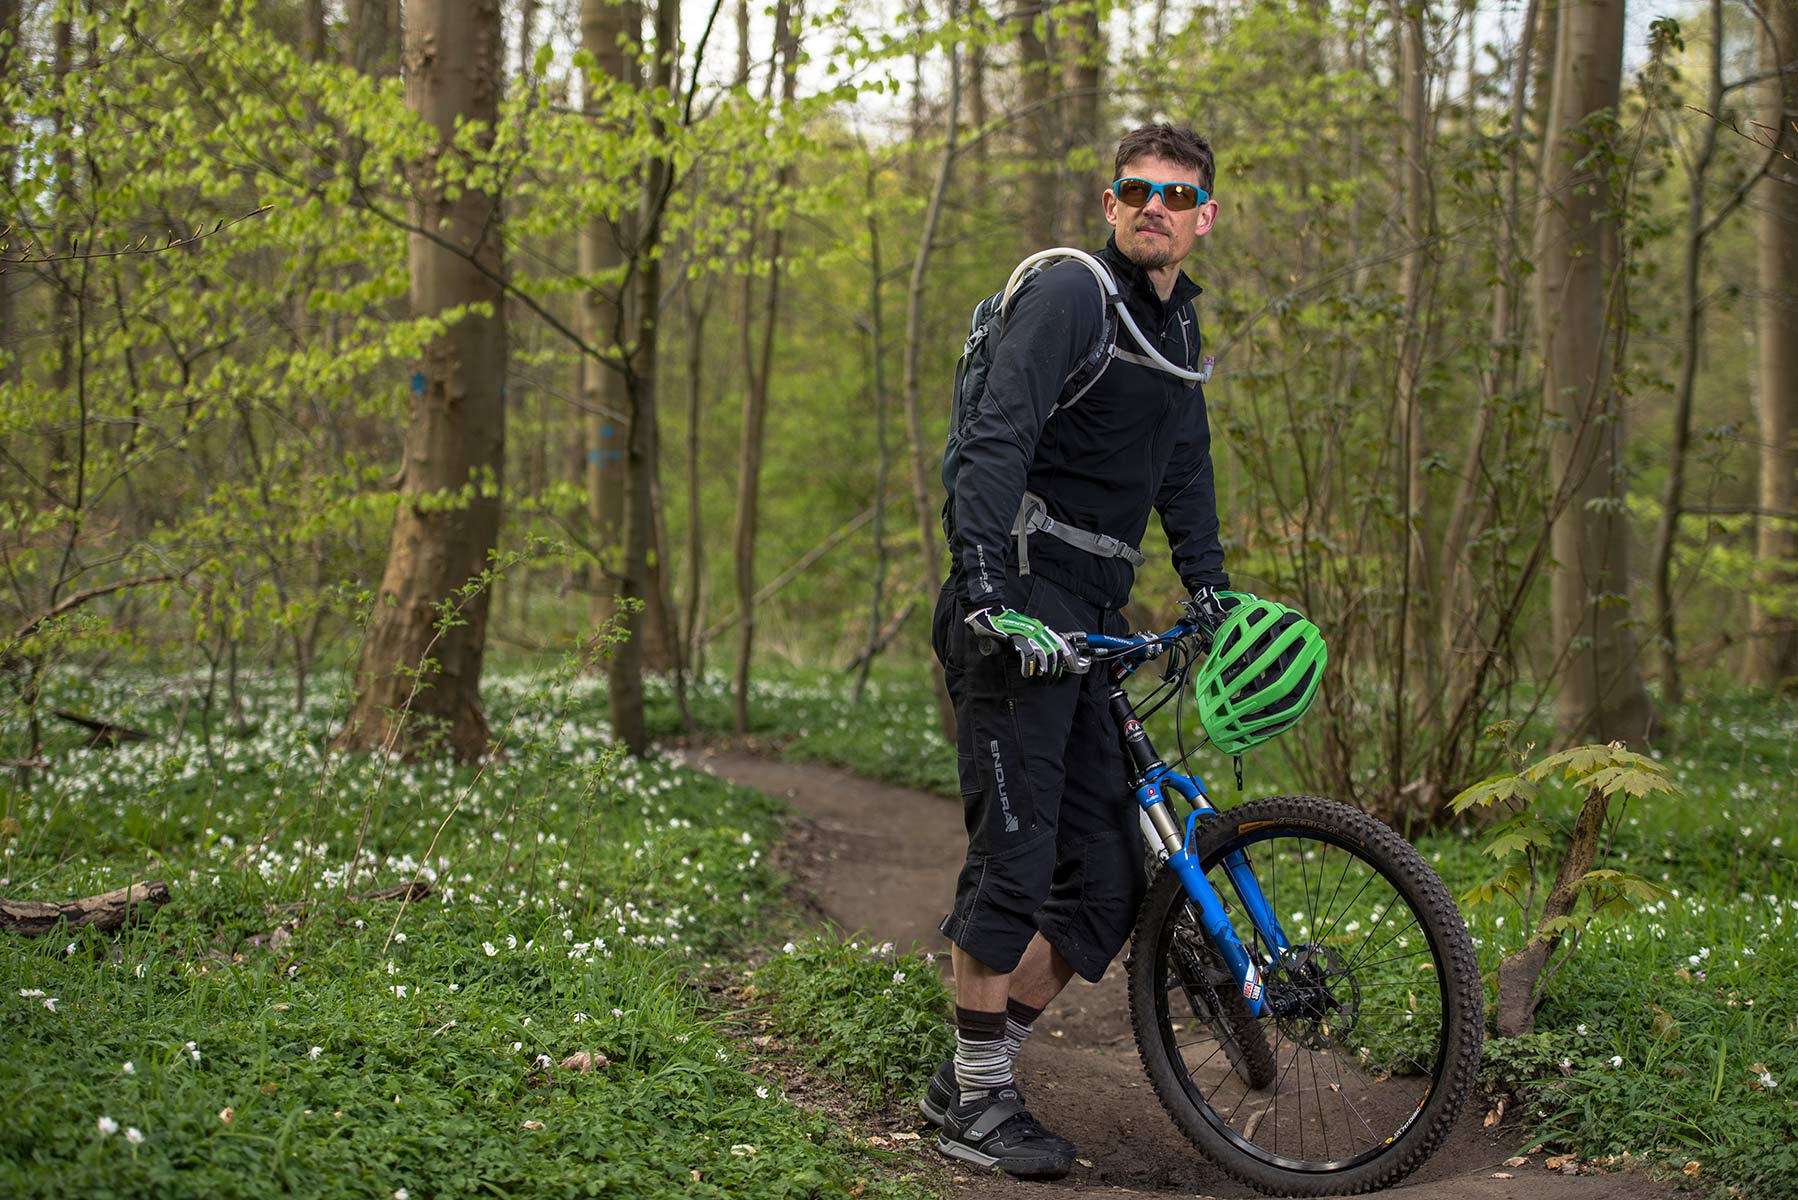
[309,1046,323,1060]
[482,942,497,957]
[96,1116,119,1136]
[124,1127,143,1145]
[121,1062,135,1075]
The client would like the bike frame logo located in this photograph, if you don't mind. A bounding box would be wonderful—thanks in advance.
[989,739,1020,832]
[1241,960,1263,1003]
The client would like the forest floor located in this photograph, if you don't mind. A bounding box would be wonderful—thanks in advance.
[693,745,1697,1200]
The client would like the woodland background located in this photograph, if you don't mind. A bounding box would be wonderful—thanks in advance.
[1,0,1796,825]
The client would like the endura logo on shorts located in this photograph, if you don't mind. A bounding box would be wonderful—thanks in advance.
[989,739,1019,833]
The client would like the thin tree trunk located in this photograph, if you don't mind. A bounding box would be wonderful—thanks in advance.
[1062,1,1101,243]
[343,0,401,76]
[1440,0,1537,670]
[0,0,18,390]
[1534,0,1655,744]
[1651,0,1726,706]
[1494,783,1608,1036]
[855,168,891,704]
[581,0,635,649]
[302,0,327,62]
[609,0,679,756]
[1390,0,1437,787]
[682,280,711,681]
[1746,0,1798,685]
[1016,1,1056,248]
[731,0,799,733]
[336,0,507,762]
[902,0,963,744]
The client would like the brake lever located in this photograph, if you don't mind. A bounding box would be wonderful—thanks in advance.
[1065,632,1094,675]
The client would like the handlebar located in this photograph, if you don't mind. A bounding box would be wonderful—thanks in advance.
[1068,623,1198,673]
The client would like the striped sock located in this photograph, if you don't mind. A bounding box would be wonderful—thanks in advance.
[953,1006,1011,1107]
[1004,997,1044,1063]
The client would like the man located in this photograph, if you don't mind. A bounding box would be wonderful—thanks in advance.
[926,124,1231,1179]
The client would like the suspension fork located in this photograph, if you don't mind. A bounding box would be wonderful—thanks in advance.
[1110,682,1288,1015]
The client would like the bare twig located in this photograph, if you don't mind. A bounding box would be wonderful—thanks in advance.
[0,207,274,270]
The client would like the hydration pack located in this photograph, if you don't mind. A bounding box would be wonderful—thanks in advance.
[939,248,1215,560]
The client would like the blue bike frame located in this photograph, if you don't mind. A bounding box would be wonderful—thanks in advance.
[1083,629,1291,1017]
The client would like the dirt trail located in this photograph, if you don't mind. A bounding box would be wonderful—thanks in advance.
[693,748,1688,1200]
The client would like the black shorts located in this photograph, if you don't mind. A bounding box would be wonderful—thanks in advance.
[932,569,1145,983]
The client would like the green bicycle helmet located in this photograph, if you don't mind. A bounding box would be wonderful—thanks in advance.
[1193,594,1327,755]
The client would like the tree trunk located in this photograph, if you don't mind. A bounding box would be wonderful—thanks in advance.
[581,0,635,647]
[731,0,800,733]
[1493,783,1607,1037]
[855,167,891,705]
[302,0,326,62]
[1062,1,1102,244]
[0,0,17,389]
[1745,0,1798,687]
[1389,0,1437,782]
[1439,0,1537,672]
[343,0,401,76]
[1651,0,1726,706]
[902,0,962,744]
[1533,0,1655,744]
[609,0,678,756]
[1016,1,1056,249]
[335,0,506,763]
[682,279,712,682]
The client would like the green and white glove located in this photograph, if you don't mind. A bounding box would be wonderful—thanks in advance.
[965,606,1076,679]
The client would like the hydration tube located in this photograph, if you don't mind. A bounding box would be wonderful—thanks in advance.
[1000,247,1207,385]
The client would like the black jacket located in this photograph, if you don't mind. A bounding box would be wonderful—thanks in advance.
[951,236,1230,612]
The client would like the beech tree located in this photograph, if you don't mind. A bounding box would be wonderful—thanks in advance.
[336,0,507,761]
[1534,0,1656,742]
[1746,0,1798,686]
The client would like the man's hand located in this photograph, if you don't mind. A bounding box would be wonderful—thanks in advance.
[965,607,1077,679]
[1186,586,1247,647]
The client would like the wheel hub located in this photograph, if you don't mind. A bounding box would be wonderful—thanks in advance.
[1264,944,1359,1048]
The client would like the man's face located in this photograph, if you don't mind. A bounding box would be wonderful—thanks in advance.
[1103,154,1217,272]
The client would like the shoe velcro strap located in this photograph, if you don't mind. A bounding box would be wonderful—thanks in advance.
[963,1096,1028,1142]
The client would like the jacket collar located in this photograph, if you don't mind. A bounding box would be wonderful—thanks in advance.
[1098,234,1202,312]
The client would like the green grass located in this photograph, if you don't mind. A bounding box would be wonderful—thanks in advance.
[0,666,943,1199]
[675,665,1798,1197]
[752,934,955,1109]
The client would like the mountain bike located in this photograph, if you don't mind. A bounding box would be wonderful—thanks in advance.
[1061,615,1483,1197]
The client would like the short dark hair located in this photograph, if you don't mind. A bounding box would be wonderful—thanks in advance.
[1113,125,1215,194]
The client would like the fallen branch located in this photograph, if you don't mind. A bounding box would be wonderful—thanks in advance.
[0,879,170,936]
[53,709,154,747]
[267,880,432,914]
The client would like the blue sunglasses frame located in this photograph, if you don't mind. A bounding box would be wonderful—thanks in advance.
[1111,177,1211,209]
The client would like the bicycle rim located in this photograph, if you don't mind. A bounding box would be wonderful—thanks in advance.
[1131,796,1481,1194]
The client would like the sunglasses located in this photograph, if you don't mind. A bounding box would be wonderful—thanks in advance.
[1112,177,1210,211]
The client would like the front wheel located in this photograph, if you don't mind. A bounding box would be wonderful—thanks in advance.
[1127,795,1483,1196]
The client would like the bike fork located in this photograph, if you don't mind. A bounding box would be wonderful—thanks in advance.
[1113,687,1287,1017]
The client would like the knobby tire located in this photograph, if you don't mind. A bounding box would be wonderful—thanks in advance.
[1127,795,1483,1196]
